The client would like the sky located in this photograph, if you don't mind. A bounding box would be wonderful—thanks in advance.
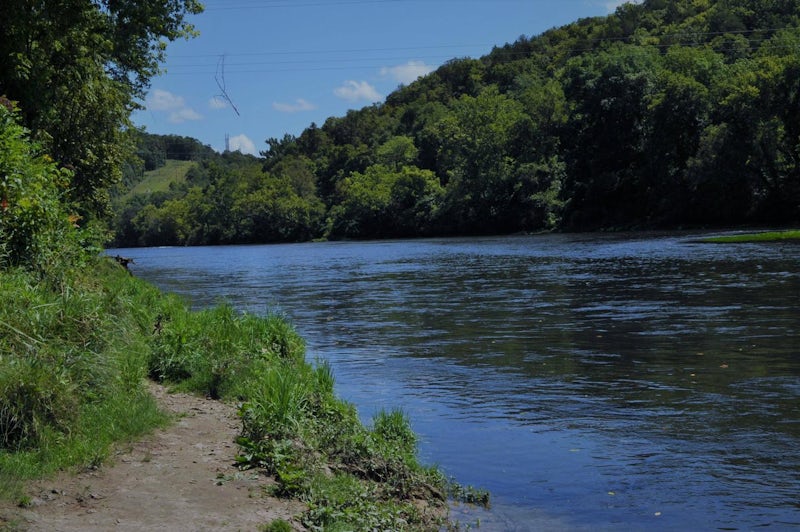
[132,0,636,156]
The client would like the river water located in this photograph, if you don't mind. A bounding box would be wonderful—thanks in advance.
[112,233,800,531]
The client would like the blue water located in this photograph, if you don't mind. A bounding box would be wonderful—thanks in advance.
[113,232,800,530]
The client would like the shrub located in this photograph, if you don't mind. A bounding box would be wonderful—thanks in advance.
[0,100,75,272]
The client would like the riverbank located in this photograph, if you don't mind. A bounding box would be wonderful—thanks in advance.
[699,229,800,243]
[0,256,458,530]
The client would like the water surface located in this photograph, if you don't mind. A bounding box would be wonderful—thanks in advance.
[113,233,800,530]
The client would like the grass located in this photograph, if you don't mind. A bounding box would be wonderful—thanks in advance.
[0,252,477,529]
[700,229,800,243]
[0,260,169,501]
[127,159,195,198]
[151,303,457,529]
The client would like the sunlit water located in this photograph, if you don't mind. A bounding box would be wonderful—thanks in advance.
[111,233,800,530]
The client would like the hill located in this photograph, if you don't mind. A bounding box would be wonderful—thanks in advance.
[112,0,800,246]
[125,159,195,198]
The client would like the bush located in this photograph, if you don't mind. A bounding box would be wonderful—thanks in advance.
[0,99,75,272]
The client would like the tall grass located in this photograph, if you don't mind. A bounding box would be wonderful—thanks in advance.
[0,259,170,499]
[1,255,470,529]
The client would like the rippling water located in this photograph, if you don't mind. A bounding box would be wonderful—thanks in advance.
[113,233,800,530]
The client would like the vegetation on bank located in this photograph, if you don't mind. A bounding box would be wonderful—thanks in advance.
[113,0,800,247]
[699,230,800,243]
[0,260,456,529]
[0,92,469,530]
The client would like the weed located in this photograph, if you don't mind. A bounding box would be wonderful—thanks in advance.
[15,495,31,509]
[700,230,800,243]
[449,482,491,508]
[260,519,293,532]
[0,259,167,493]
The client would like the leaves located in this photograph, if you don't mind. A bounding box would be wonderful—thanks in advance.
[0,0,202,217]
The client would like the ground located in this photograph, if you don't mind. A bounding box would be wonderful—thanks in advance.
[1,383,305,531]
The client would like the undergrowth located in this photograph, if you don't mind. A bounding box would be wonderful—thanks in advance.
[0,255,476,529]
[148,292,458,529]
[0,260,168,500]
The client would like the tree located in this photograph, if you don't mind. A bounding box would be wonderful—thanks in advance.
[328,164,442,239]
[643,69,712,223]
[0,0,203,217]
[561,45,661,228]
[435,87,530,233]
[376,136,419,169]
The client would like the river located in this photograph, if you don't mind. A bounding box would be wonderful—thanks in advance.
[111,232,800,531]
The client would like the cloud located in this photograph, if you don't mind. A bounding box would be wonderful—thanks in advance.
[228,134,257,155]
[273,98,317,113]
[334,80,382,103]
[146,89,202,123]
[380,61,435,85]
[209,96,228,110]
[148,89,185,111]
[169,108,202,124]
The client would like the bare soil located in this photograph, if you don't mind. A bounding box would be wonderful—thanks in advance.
[1,383,305,531]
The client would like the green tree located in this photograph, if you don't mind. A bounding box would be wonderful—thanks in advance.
[435,87,530,233]
[376,136,419,169]
[643,69,712,223]
[0,0,203,217]
[387,166,444,236]
[328,164,442,239]
[561,45,661,228]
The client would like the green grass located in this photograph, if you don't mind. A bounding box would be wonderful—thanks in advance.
[1,252,474,529]
[151,302,456,529]
[128,159,195,197]
[0,260,170,501]
[700,230,800,243]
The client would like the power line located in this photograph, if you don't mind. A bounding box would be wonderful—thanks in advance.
[164,26,795,61]
[167,43,499,59]
[155,39,799,77]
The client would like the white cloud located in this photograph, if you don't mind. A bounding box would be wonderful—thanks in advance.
[228,134,257,155]
[273,98,316,113]
[169,108,202,124]
[147,89,202,123]
[334,80,382,103]
[380,61,435,85]
[148,89,185,111]
[209,96,228,110]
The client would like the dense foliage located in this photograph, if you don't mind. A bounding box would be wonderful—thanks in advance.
[113,0,800,246]
[0,100,167,500]
[0,0,203,218]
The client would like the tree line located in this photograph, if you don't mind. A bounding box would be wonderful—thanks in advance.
[113,0,800,247]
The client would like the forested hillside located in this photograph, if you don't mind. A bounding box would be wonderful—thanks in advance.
[113,0,800,246]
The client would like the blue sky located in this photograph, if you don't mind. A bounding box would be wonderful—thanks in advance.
[133,0,634,156]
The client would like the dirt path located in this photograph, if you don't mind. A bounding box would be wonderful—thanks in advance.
[3,383,305,531]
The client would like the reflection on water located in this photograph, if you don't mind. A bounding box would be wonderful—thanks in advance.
[114,233,800,530]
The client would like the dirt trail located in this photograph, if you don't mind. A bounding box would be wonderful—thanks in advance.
[3,383,304,531]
